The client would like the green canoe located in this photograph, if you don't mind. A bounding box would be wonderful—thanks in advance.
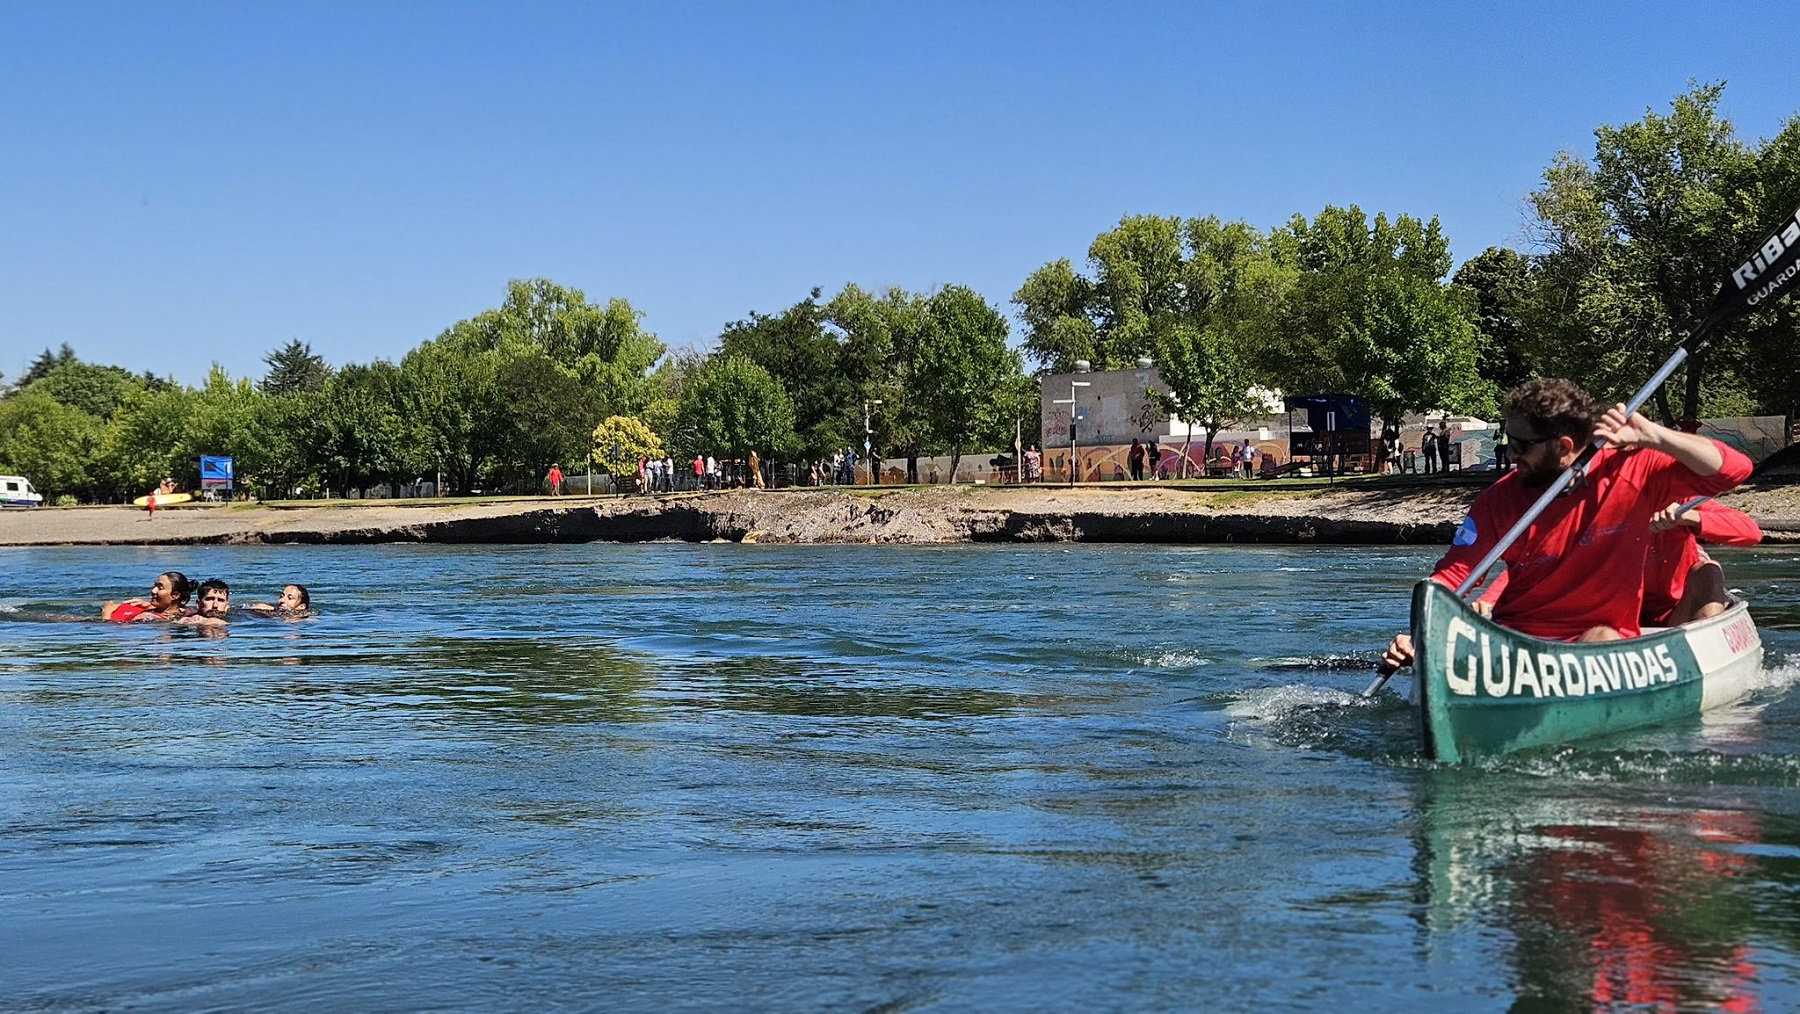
[1410,579,1763,763]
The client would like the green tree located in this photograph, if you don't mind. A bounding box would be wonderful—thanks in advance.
[314,362,415,494]
[1452,247,1536,394]
[1013,258,1099,375]
[19,344,78,387]
[1013,215,1192,374]
[1522,82,1764,418]
[261,339,333,396]
[1262,205,1485,420]
[400,327,502,495]
[674,356,796,460]
[909,286,1022,477]
[716,290,852,458]
[0,390,105,500]
[457,278,664,416]
[23,358,152,420]
[491,350,600,487]
[99,384,198,496]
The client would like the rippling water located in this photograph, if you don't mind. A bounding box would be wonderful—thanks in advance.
[4,543,1800,1010]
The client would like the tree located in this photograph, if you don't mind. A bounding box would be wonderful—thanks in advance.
[1522,83,1763,418]
[261,339,333,396]
[0,390,104,500]
[1335,275,1490,420]
[99,383,198,497]
[909,286,1022,478]
[1261,205,1486,421]
[24,358,151,420]
[1453,247,1536,394]
[716,290,853,458]
[1013,215,1190,374]
[591,415,663,490]
[491,350,600,485]
[1013,259,1098,375]
[185,366,284,497]
[457,278,664,417]
[314,362,415,494]
[1144,218,1292,471]
[400,327,502,495]
[19,344,78,387]
[674,356,796,459]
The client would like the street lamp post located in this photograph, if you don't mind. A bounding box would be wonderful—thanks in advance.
[863,398,883,485]
[1053,380,1091,485]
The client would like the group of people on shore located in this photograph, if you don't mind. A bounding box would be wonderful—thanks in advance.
[632,452,768,493]
[101,572,312,626]
[1383,378,1762,670]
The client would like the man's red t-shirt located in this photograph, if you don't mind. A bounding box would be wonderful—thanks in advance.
[1639,501,1762,625]
[1432,442,1751,641]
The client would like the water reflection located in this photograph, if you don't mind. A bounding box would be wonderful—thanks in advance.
[1413,771,1765,1010]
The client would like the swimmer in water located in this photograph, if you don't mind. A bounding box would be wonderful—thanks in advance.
[102,571,193,622]
[248,583,311,616]
[176,579,232,627]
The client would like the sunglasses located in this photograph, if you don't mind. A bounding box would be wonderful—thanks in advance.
[1506,431,1558,450]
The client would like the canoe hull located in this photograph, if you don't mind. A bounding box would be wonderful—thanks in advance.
[1411,580,1761,763]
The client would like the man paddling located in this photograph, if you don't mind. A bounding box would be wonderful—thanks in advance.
[1642,499,1762,627]
[1381,378,1751,670]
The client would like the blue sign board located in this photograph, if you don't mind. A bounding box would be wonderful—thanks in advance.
[200,456,234,490]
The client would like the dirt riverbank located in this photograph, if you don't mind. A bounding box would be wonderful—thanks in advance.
[5,478,1800,547]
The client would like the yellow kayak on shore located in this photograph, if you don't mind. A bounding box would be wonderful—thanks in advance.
[132,492,194,507]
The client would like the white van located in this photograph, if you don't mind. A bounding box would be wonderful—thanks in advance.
[0,475,43,507]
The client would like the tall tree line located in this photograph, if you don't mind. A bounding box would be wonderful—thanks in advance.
[4,84,1797,502]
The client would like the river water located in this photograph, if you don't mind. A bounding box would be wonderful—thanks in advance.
[4,543,1800,1011]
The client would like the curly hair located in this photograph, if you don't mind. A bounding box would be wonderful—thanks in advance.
[1502,378,1602,442]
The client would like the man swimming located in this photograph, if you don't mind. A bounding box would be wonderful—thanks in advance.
[176,579,232,627]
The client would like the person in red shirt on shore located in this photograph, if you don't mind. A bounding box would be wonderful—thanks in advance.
[1641,498,1762,627]
[1382,378,1752,670]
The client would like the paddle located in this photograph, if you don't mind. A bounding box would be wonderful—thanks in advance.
[1364,205,1800,698]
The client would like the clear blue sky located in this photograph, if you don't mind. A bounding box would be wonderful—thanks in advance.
[2,1,1794,387]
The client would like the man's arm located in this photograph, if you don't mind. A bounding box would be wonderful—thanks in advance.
[1697,502,1764,547]
[1595,406,1751,486]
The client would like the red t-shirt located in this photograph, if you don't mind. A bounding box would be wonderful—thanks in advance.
[1639,501,1762,624]
[1432,442,1751,640]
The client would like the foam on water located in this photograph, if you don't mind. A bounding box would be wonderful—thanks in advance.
[1223,683,1374,720]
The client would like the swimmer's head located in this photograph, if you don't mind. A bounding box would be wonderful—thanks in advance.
[151,571,193,610]
[196,579,230,618]
[279,584,309,611]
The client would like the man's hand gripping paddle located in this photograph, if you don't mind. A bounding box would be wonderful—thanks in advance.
[1364,205,1800,698]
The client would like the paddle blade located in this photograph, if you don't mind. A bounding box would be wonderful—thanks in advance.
[1697,205,1800,340]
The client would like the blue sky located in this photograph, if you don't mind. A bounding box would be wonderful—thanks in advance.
[2,1,1794,387]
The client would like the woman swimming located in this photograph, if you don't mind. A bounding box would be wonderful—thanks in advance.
[102,571,193,622]
[248,583,311,616]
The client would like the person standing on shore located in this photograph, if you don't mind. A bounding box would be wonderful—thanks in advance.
[1148,442,1162,481]
[1128,439,1145,481]
[546,464,563,496]
[1422,423,1440,474]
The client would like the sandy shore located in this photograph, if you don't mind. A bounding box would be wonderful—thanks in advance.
[3,479,1799,547]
